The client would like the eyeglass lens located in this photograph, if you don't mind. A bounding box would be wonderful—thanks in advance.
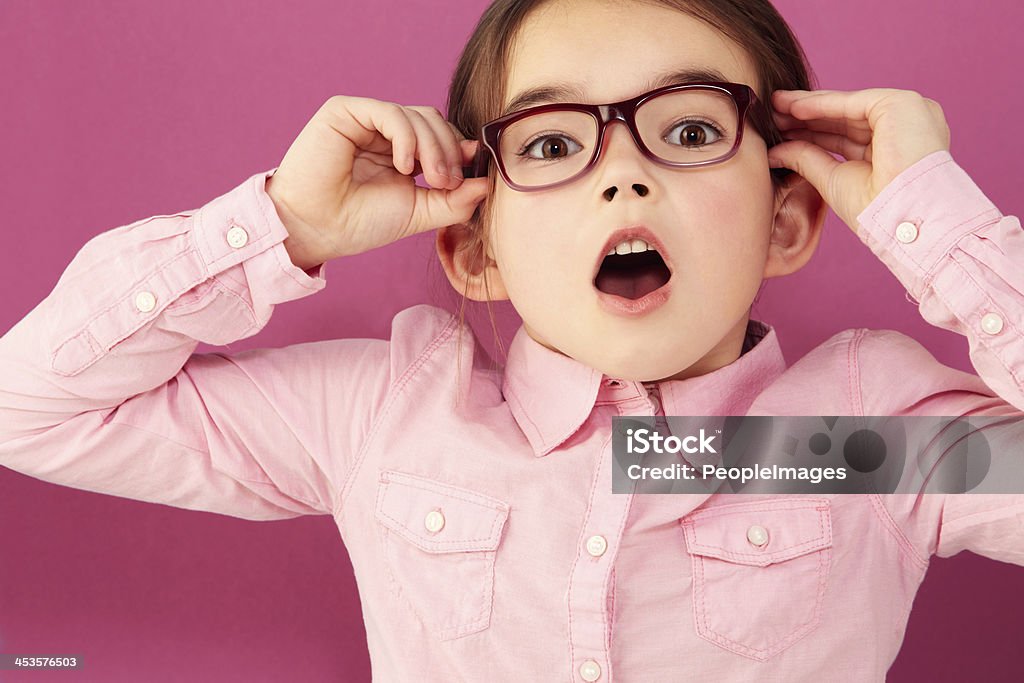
[498,89,740,188]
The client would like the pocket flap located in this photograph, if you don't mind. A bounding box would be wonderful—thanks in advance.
[375,469,510,553]
[681,498,832,567]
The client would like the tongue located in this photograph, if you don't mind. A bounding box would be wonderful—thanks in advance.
[595,263,667,299]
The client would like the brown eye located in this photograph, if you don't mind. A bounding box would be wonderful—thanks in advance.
[541,137,567,158]
[665,120,723,148]
[520,134,582,160]
[681,125,707,145]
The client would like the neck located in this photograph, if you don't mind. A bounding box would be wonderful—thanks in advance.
[652,313,752,383]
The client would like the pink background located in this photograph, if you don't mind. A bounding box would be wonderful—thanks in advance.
[1,0,1022,680]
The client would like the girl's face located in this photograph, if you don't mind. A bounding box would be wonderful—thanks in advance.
[475,0,808,382]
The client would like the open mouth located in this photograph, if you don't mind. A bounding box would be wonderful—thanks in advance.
[594,248,672,300]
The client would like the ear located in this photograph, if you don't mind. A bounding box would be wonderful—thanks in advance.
[435,224,509,302]
[763,172,829,279]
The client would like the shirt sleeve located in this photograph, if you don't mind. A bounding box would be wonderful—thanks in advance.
[0,169,391,521]
[856,150,1024,412]
[854,151,1024,567]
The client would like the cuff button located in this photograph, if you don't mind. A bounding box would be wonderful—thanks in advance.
[895,221,919,244]
[226,225,249,248]
[981,312,1004,335]
[134,290,156,313]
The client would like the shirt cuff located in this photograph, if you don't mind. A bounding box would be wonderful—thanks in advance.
[193,167,327,304]
[855,150,1003,302]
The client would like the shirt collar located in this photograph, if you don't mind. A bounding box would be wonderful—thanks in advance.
[501,319,787,457]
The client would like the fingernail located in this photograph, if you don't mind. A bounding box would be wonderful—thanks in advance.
[436,162,450,179]
[450,164,462,179]
[767,158,784,168]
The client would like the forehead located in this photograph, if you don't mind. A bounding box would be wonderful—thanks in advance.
[505,0,759,110]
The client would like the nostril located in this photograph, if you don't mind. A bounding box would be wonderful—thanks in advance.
[604,184,648,201]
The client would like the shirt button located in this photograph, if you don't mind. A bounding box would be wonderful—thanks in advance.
[226,225,249,248]
[585,535,607,557]
[134,290,156,313]
[424,510,445,533]
[981,312,1004,335]
[746,524,769,547]
[579,660,602,681]
[895,221,919,244]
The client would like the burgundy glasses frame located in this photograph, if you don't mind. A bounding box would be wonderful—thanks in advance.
[461,80,788,192]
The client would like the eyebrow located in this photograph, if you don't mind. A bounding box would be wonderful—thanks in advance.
[500,66,734,117]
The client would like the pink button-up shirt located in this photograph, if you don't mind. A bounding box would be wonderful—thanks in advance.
[1,150,1022,681]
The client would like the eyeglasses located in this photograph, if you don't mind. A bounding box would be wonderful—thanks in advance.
[462,81,787,192]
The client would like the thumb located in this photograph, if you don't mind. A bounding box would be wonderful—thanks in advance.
[767,140,842,200]
[408,176,490,235]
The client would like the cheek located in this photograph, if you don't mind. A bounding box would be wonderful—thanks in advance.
[674,171,774,279]
[493,195,571,287]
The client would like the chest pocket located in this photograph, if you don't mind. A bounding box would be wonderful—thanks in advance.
[374,469,510,641]
[680,498,833,662]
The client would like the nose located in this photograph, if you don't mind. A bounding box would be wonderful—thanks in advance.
[596,120,652,202]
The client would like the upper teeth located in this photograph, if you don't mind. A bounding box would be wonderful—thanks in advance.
[607,238,655,256]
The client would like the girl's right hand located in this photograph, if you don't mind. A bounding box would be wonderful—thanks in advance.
[264,96,490,269]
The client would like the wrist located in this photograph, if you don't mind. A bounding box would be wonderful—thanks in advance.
[282,230,327,273]
[266,176,332,271]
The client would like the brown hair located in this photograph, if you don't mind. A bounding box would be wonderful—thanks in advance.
[431,0,818,396]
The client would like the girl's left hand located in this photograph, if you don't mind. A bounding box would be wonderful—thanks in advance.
[767,88,951,233]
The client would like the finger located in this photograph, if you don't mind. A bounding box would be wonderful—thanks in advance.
[772,113,873,145]
[770,109,804,129]
[408,106,465,184]
[444,119,469,143]
[458,139,486,177]
[770,88,843,113]
[772,94,873,140]
[407,151,475,181]
[404,109,455,189]
[772,88,905,130]
[407,177,490,236]
[324,96,418,172]
[449,124,486,175]
[780,128,870,162]
[775,120,873,146]
[767,138,852,203]
[358,150,404,169]
[459,138,481,164]
[358,150,438,179]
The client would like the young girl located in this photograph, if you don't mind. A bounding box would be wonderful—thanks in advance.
[2,0,1022,680]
